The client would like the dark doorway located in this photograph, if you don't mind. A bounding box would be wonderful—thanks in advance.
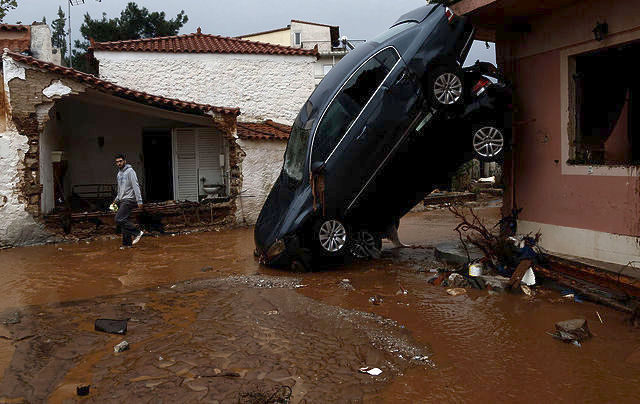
[143,129,173,202]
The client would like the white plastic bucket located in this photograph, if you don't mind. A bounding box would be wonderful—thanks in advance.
[469,263,484,277]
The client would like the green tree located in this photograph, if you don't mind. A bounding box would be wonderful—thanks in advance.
[72,2,188,73]
[0,0,17,23]
[51,6,67,65]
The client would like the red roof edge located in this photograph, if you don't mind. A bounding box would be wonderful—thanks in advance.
[5,51,241,117]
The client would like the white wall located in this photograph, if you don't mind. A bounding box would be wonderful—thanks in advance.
[235,138,287,225]
[290,21,332,53]
[94,52,316,124]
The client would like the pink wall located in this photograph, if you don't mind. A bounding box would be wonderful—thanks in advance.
[508,49,640,238]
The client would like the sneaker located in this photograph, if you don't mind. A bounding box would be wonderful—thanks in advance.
[132,231,144,245]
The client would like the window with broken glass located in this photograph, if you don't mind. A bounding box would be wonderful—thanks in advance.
[570,41,639,165]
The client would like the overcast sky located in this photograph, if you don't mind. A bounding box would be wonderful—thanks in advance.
[5,0,494,64]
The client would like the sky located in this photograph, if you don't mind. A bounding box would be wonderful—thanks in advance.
[5,0,494,64]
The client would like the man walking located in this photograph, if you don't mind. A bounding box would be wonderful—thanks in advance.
[113,154,144,248]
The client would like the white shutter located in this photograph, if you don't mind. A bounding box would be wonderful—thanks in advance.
[173,129,198,202]
[197,128,222,170]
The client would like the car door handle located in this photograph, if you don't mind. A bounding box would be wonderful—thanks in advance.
[394,71,407,86]
[356,126,368,140]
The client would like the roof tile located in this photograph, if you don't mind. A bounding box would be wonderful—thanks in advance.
[6,51,240,117]
[237,120,291,141]
[92,31,318,57]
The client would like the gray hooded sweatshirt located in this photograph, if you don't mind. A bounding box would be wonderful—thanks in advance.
[116,164,142,205]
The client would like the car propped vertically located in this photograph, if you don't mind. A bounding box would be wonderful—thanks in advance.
[255,4,475,270]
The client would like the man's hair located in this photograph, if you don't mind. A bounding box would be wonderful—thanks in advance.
[114,153,126,161]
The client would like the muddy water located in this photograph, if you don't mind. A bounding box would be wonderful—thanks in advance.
[0,206,639,402]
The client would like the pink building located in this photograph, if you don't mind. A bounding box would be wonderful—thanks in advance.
[452,0,640,267]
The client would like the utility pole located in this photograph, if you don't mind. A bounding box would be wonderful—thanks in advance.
[68,0,86,69]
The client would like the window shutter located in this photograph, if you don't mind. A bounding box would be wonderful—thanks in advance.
[174,129,198,202]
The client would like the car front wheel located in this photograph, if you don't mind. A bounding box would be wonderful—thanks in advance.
[314,218,349,257]
[472,123,506,162]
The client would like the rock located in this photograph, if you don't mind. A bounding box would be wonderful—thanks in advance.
[447,288,467,296]
[448,273,471,288]
[95,319,127,335]
[369,295,383,305]
[555,319,592,342]
[114,341,130,353]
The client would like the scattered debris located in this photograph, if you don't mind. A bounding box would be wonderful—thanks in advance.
[94,319,128,335]
[396,285,408,295]
[76,385,90,396]
[520,284,534,297]
[264,310,279,316]
[339,279,355,291]
[294,284,307,288]
[359,367,383,376]
[200,266,214,272]
[447,288,467,296]
[550,319,593,344]
[238,385,292,404]
[369,295,384,305]
[469,262,484,277]
[596,312,604,324]
[448,273,471,288]
[1,311,21,325]
[114,341,130,353]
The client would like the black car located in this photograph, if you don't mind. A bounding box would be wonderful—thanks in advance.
[255,4,475,269]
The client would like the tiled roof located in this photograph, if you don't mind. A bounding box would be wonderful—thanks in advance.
[237,120,291,141]
[92,29,318,57]
[0,39,30,52]
[0,24,29,32]
[6,51,240,117]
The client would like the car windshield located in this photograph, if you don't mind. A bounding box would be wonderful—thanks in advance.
[370,21,418,44]
[283,101,314,182]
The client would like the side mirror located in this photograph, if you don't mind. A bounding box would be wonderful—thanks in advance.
[311,161,326,174]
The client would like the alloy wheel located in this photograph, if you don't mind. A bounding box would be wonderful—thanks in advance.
[473,126,505,158]
[350,231,379,259]
[434,73,463,105]
[318,220,347,253]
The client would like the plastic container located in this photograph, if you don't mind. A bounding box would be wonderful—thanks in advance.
[469,263,484,277]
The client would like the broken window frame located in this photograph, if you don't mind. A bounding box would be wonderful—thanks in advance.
[567,40,639,166]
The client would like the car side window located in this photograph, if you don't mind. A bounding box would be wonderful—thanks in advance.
[312,48,400,163]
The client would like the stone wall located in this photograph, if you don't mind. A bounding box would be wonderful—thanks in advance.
[235,138,287,225]
[94,52,316,124]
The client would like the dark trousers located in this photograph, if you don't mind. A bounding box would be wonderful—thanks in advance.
[115,199,139,246]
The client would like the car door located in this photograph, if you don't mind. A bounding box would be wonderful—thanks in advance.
[345,47,423,213]
[312,47,405,215]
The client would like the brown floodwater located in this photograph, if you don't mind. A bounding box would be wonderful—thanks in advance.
[0,206,639,402]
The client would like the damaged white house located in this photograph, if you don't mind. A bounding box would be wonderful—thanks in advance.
[0,51,242,247]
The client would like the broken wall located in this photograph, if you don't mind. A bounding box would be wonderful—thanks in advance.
[0,57,84,246]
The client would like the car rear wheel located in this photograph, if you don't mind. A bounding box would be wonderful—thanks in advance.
[431,68,464,106]
[472,123,506,161]
[350,231,382,259]
[314,218,349,257]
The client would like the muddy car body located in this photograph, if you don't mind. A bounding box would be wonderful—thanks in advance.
[255,4,475,268]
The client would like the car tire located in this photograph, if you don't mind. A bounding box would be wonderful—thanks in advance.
[313,218,350,258]
[471,122,507,162]
[350,231,382,259]
[430,67,464,107]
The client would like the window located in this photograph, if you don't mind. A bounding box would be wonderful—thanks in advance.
[284,101,314,182]
[571,41,639,165]
[294,32,301,46]
[311,48,400,163]
[323,64,333,76]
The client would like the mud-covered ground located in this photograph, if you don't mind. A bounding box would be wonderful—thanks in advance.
[1,206,639,403]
